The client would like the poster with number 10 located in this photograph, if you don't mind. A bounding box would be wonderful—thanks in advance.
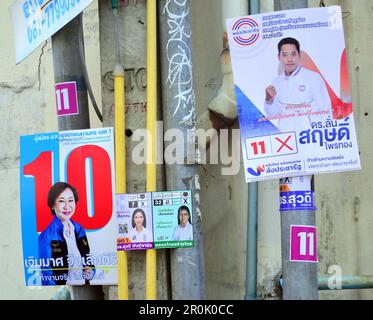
[227,6,361,183]
[20,128,117,286]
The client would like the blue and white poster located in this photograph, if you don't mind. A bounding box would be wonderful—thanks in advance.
[20,128,117,286]
[227,6,361,182]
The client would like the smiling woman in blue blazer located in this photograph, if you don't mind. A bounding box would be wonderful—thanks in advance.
[38,182,95,286]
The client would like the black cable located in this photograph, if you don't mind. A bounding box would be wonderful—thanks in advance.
[77,13,103,123]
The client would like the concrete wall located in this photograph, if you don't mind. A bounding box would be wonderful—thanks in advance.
[257,0,373,300]
[316,0,373,300]
[191,0,373,300]
[0,0,55,299]
[1,0,373,300]
[190,0,248,299]
[0,0,102,299]
[98,0,169,300]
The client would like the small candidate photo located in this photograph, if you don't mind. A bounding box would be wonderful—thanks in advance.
[172,205,194,241]
[128,208,152,243]
[38,182,95,286]
[264,37,332,132]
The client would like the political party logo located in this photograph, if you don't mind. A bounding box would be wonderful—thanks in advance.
[247,165,265,177]
[299,85,306,92]
[232,18,260,46]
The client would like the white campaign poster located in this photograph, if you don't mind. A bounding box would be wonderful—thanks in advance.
[226,6,361,183]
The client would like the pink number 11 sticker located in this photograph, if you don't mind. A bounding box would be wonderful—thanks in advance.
[55,81,79,116]
[290,225,318,263]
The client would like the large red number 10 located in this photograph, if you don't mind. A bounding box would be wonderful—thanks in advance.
[23,145,113,232]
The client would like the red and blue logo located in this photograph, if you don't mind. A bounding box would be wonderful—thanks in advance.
[232,18,260,46]
[247,165,266,177]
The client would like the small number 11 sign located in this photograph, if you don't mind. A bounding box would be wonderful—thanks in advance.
[290,225,318,263]
[55,81,79,116]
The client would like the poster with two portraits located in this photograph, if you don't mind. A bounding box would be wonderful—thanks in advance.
[116,191,194,250]
[227,6,361,183]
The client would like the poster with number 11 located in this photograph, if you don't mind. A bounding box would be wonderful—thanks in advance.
[20,128,117,286]
[227,6,361,183]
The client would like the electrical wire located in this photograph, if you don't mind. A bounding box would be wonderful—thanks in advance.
[77,13,103,123]
[112,8,122,67]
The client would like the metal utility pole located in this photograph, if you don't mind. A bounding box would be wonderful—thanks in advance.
[280,176,318,299]
[275,0,308,10]
[52,14,104,300]
[245,0,259,301]
[52,14,90,131]
[158,0,206,299]
[275,0,318,301]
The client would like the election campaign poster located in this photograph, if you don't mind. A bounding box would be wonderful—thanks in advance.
[20,128,117,286]
[116,193,154,251]
[152,191,193,249]
[227,6,361,183]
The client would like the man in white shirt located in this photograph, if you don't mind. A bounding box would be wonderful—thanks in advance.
[264,37,331,132]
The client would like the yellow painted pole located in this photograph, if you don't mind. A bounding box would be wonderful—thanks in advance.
[146,0,157,300]
[112,3,128,300]
[114,64,129,300]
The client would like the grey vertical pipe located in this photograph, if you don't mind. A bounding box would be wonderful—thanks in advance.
[52,14,104,300]
[274,0,318,300]
[158,0,206,299]
[273,0,318,300]
[52,14,90,131]
[274,0,308,11]
[245,0,260,301]
[280,179,318,299]
[246,182,258,300]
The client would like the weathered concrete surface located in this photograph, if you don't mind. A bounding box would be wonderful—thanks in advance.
[99,0,169,300]
[2,0,373,300]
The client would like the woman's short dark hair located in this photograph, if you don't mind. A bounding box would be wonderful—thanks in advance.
[131,208,146,228]
[278,37,300,54]
[177,205,191,225]
[47,182,79,215]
